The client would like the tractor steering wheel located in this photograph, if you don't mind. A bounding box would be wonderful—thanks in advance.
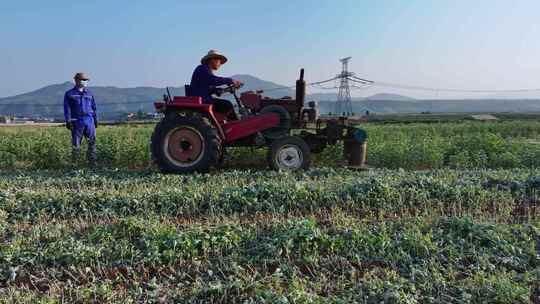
[223,83,244,94]
[212,83,244,97]
[210,83,246,117]
[213,84,244,107]
[228,83,244,110]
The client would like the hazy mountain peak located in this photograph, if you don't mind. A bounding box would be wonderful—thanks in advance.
[1,75,539,120]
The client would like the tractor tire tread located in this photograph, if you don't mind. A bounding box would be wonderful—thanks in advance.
[151,113,221,174]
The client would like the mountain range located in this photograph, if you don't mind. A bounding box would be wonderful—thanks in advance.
[1,74,539,120]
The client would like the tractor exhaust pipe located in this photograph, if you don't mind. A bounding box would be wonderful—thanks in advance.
[296,68,306,107]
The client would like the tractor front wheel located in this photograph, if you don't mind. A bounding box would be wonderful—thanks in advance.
[267,136,311,171]
[151,114,221,174]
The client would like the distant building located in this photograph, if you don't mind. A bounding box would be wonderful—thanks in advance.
[34,116,54,123]
[127,112,163,121]
[0,116,11,124]
[11,117,35,124]
[148,112,163,120]
[127,112,137,120]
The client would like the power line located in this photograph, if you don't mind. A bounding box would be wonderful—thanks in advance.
[308,76,342,86]
[357,78,540,93]
[3,70,540,111]
[350,84,371,90]
[254,76,341,93]
[277,75,540,94]
[351,76,374,84]
[255,74,540,95]
[312,85,340,90]
[311,82,340,90]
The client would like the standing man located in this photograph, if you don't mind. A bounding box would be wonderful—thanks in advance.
[63,72,98,165]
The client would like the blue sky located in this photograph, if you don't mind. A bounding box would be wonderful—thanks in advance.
[1,0,540,98]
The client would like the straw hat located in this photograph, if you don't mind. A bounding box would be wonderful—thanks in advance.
[201,50,228,64]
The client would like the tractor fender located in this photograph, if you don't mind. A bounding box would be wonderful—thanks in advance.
[164,104,225,140]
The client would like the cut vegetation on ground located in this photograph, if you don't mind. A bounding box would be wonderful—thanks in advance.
[0,120,539,303]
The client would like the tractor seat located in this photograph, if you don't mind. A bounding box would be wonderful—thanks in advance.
[180,84,203,104]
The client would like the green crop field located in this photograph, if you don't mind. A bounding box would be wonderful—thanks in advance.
[1,120,539,303]
[1,120,540,170]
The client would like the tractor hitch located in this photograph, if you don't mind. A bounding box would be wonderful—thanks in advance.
[302,117,368,169]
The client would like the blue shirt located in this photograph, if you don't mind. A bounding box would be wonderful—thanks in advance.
[63,87,97,122]
[189,64,233,103]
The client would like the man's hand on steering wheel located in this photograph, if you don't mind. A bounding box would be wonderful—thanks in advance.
[232,79,243,89]
[213,81,243,96]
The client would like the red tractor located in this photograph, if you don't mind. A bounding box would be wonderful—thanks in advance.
[151,69,368,174]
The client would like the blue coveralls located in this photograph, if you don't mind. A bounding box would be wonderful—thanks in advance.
[63,87,97,162]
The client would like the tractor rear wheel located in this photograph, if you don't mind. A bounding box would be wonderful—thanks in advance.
[151,114,221,174]
[267,136,311,171]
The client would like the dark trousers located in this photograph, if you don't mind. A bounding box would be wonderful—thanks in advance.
[212,98,237,120]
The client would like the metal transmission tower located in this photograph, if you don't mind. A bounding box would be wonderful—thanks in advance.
[335,57,354,116]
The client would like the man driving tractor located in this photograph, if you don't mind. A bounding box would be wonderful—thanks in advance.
[189,50,242,120]
[152,59,369,174]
